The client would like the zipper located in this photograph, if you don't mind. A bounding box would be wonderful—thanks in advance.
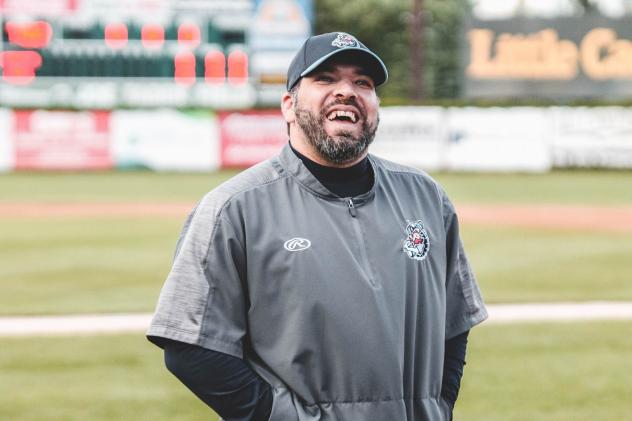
[347,198,357,217]
[345,197,377,287]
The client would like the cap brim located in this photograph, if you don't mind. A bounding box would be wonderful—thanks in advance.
[300,48,388,86]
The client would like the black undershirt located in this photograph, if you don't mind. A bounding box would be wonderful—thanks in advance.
[163,339,272,421]
[289,142,374,197]
[161,143,469,419]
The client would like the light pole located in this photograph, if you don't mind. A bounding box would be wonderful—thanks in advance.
[410,0,424,100]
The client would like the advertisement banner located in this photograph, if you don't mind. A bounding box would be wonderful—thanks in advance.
[110,109,218,171]
[372,107,445,170]
[0,109,13,172]
[13,110,113,170]
[0,0,78,16]
[551,107,632,168]
[463,17,632,99]
[445,107,551,172]
[219,110,287,168]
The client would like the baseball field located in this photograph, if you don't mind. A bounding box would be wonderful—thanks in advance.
[1,170,631,420]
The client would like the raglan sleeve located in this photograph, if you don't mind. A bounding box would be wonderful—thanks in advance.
[146,193,248,359]
[442,191,488,339]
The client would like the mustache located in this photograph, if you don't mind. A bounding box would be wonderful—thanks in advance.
[320,98,366,121]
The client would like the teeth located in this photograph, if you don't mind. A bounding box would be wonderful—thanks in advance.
[327,110,357,122]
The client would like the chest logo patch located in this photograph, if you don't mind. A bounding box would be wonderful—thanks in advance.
[403,220,430,261]
[284,238,311,252]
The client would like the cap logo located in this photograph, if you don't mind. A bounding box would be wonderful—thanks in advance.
[331,32,358,48]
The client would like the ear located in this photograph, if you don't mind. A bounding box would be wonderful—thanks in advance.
[281,91,296,124]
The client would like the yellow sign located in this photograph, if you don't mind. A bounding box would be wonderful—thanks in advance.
[468,28,632,80]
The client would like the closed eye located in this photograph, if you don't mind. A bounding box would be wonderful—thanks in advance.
[314,74,334,83]
[355,78,373,88]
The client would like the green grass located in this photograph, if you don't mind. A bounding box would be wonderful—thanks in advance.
[1,170,631,315]
[1,322,630,420]
[0,217,181,316]
[1,218,631,315]
[1,170,632,204]
[433,170,632,205]
[0,334,216,421]
[0,171,240,203]
[456,322,632,420]
[462,226,632,303]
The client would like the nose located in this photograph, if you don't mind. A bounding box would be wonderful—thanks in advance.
[333,79,357,99]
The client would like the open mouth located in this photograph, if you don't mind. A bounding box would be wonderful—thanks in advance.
[326,110,358,123]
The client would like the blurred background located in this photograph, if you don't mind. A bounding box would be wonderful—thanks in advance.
[1,0,631,420]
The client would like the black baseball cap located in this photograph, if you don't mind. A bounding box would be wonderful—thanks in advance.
[286,32,388,90]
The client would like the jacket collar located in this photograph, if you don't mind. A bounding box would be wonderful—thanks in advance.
[275,143,378,204]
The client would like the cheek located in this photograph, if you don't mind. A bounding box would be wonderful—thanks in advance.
[298,90,326,110]
[362,94,379,116]
[366,106,379,124]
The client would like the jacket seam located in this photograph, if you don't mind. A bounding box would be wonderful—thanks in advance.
[305,395,442,406]
[202,173,290,265]
[198,173,290,342]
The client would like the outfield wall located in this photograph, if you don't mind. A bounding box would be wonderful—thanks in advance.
[1,107,631,172]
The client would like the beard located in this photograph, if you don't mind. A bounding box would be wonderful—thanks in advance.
[294,99,378,166]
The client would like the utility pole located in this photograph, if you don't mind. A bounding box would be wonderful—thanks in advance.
[576,0,598,15]
[410,0,424,101]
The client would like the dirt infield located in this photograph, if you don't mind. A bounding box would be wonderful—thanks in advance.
[1,202,632,232]
[457,204,632,232]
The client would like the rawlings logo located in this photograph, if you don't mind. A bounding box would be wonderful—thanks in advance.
[403,220,430,261]
[284,238,311,252]
[331,32,358,48]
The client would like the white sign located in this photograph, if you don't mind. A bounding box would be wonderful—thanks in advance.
[0,109,14,172]
[111,109,219,171]
[551,107,632,168]
[445,107,551,172]
[372,106,445,170]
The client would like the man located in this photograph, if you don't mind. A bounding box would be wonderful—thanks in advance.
[148,32,487,420]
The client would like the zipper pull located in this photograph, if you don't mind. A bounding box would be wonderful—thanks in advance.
[347,199,357,217]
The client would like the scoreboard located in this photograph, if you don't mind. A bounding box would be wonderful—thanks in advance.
[0,0,312,108]
[1,20,249,85]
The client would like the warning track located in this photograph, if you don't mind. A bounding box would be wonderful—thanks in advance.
[457,204,632,232]
[1,302,632,337]
[1,202,632,232]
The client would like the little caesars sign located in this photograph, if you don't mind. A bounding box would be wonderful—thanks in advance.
[463,17,632,99]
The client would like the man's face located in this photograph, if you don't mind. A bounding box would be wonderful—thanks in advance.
[287,59,380,165]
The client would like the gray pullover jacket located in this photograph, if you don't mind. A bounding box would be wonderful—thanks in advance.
[148,144,487,420]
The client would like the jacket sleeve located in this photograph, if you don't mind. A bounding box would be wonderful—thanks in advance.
[442,192,488,339]
[147,193,248,358]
